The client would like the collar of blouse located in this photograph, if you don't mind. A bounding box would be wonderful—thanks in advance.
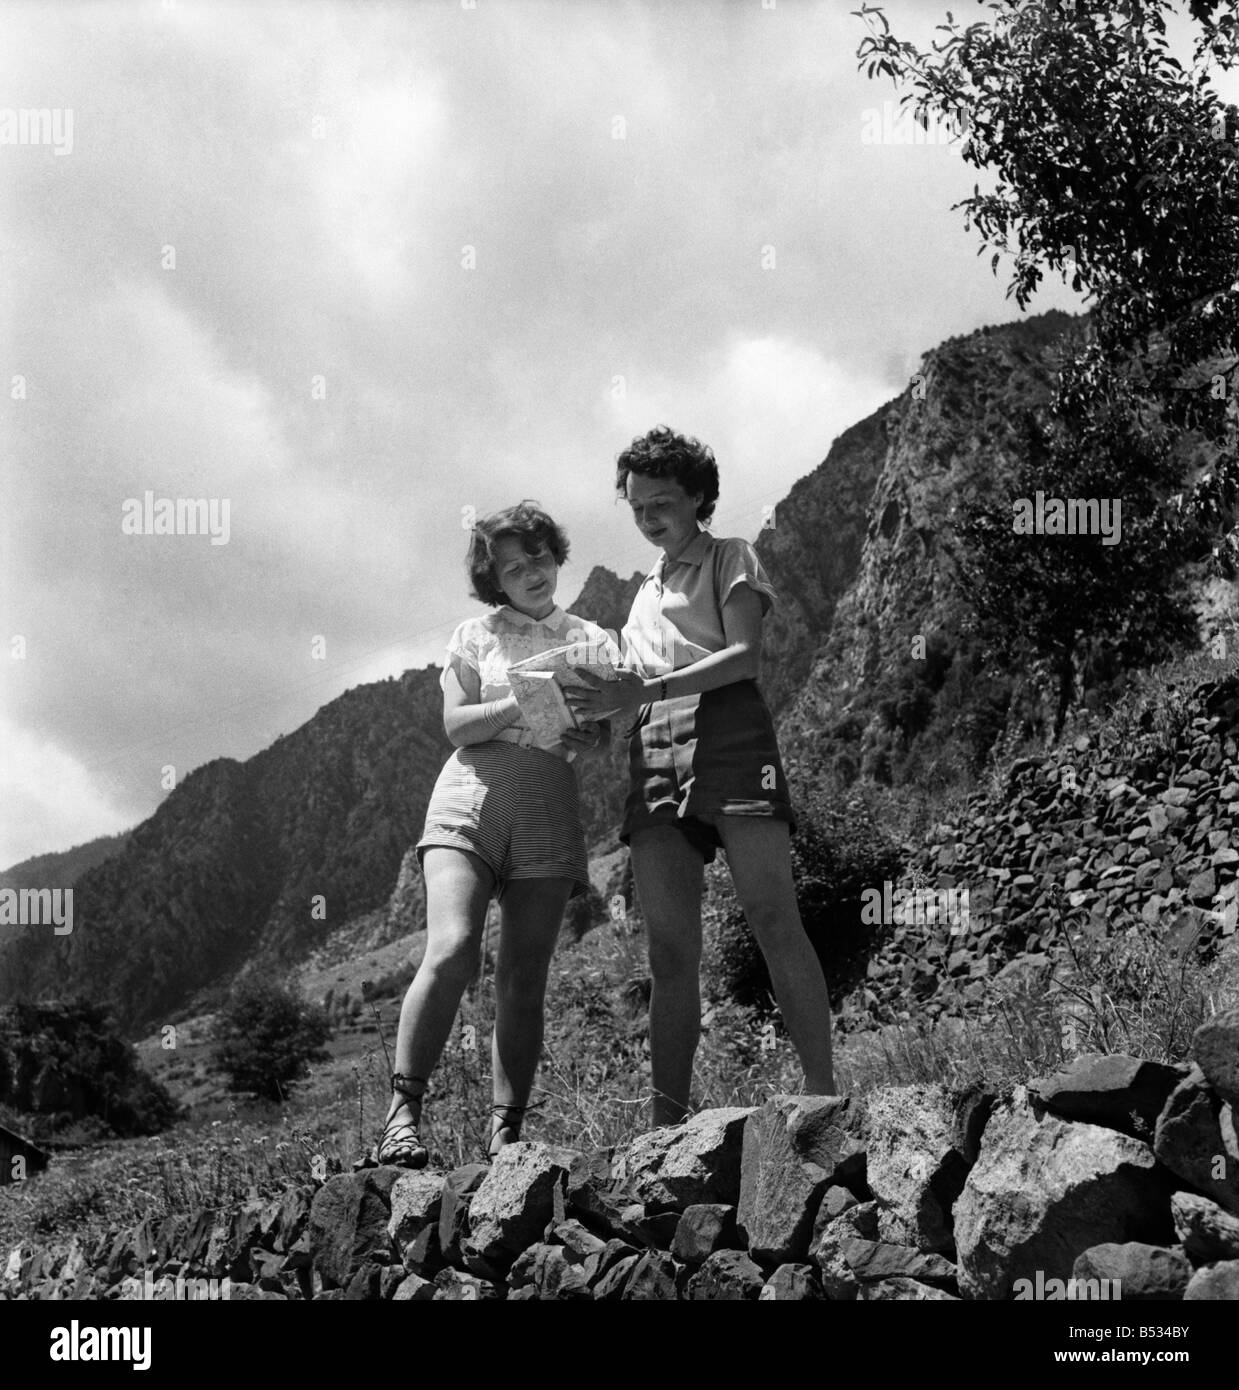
[499,603,566,628]
[651,528,712,591]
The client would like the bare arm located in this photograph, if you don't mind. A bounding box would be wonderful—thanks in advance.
[657,583,763,699]
[441,659,522,747]
[566,585,765,719]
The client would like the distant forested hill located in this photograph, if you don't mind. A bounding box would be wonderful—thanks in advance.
[0,670,452,1031]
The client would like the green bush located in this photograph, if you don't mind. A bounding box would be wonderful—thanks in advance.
[562,886,606,943]
[702,785,905,1012]
[0,998,180,1140]
[213,978,332,1102]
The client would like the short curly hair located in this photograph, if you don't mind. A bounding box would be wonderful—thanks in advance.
[466,500,569,607]
[615,426,719,524]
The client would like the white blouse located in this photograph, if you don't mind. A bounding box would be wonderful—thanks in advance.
[621,530,778,678]
[441,604,617,751]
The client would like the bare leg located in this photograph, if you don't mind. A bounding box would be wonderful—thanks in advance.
[629,826,706,1127]
[385,847,493,1146]
[715,818,837,1094]
[489,876,574,1153]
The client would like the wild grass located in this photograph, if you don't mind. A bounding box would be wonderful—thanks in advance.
[6,885,1228,1262]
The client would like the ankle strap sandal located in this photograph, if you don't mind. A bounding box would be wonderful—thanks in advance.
[377,1072,429,1169]
[485,1099,544,1161]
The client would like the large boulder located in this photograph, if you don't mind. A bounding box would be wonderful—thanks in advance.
[437,1163,490,1269]
[1183,1260,1239,1299]
[685,1249,765,1300]
[271,1187,313,1253]
[387,1171,445,1249]
[836,1238,957,1291]
[759,1263,823,1300]
[954,1087,1172,1300]
[1153,1066,1239,1216]
[813,1199,879,1301]
[858,1276,958,1301]
[737,1095,864,1263]
[862,1084,970,1252]
[592,1253,640,1300]
[617,1108,751,1211]
[671,1205,738,1267]
[506,1243,592,1300]
[1071,1243,1191,1301]
[1170,1191,1239,1263]
[306,1168,401,1291]
[1191,1010,1239,1108]
[621,1249,679,1300]
[1029,1054,1185,1141]
[392,1272,435,1301]
[465,1143,577,1269]
[547,1219,608,1264]
[432,1269,499,1300]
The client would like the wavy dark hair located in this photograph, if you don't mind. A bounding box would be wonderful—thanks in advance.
[466,500,569,606]
[615,426,719,524]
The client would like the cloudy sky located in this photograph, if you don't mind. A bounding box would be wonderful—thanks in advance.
[2,0,1226,868]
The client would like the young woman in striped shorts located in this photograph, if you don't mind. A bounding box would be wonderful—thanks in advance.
[568,427,837,1124]
[378,502,614,1167]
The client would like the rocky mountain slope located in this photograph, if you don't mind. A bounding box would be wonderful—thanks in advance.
[752,403,894,719]
[0,671,452,1032]
[851,670,1239,1030]
[6,306,1226,1039]
[774,311,1097,779]
[0,563,644,1034]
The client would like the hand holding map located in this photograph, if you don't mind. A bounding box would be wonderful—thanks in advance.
[506,638,624,745]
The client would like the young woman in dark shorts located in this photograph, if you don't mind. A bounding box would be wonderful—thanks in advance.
[377,502,614,1167]
[567,427,837,1124]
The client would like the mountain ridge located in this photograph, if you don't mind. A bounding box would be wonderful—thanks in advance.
[7,307,1208,1038]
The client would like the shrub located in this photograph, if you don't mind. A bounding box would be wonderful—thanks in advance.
[213,978,331,1102]
[562,886,606,943]
[0,998,180,1139]
[703,785,905,1012]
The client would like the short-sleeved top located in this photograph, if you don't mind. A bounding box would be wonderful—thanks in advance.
[620,530,778,677]
[441,604,618,755]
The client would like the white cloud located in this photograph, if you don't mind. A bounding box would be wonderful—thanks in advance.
[0,718,133,869]
[2,0,1098,866]
[606,334,893,537]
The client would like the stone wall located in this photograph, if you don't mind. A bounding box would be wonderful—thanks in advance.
[6,1011,1237,1302]
[850,674,1239,1027]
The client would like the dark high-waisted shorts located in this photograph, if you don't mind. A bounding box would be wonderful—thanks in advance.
[619,679,796,864]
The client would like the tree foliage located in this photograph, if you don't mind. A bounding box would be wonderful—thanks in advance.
[950,367,1200,736]
[857,0,1239,732]
[0,998,180,1138]
[213,978,331,1103]
[702,785,904,1011]
[856,0,1239,565]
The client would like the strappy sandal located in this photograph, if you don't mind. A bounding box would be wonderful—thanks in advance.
[377,1072,429,1169]
[485,1099,543,1161]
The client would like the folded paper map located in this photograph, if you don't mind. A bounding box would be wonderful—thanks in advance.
[507,640,623,745]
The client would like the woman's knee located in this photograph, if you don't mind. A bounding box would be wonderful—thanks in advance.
[494,960,551,1005]
[418,939,479,992]
[647,933,701,982]
[739,886,803,944]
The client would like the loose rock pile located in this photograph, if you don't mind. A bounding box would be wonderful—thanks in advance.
[6,1012,1238,1301]
[849,675,1239,1026]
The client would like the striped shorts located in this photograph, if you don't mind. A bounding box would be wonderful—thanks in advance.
[415,742,590,900]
